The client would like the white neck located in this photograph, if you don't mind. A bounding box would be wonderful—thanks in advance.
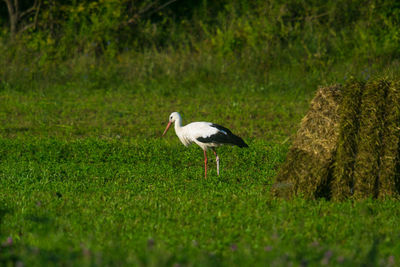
[173,114,191,147]
[174,115,183,133]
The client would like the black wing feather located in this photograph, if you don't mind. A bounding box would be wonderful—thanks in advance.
[196,124,248,148]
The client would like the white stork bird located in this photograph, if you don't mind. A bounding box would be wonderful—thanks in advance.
[162,112,248,178]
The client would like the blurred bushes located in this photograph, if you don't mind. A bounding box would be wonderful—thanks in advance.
[0,0,399,88]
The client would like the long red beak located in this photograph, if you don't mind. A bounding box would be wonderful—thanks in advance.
[162,121,172,136]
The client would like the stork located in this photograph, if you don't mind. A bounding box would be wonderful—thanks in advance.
[162,112,248,178]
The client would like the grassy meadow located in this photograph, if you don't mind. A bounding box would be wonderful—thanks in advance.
[1,0,400,266]
[1,58,400,266]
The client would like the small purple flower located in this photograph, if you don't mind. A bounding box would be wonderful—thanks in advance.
[82,247,90,256]
[324,250,333,258]
[264,245,272,251]
[337,256,345,263]
[300,259,308,267]
[147,238,155,248]
[80,243,91,256]
[32,247,40,254]
[388,255,395,266]
[36,201,42,207]
[230,244,238,251]
[2,237,13,247]
[321,250,333,265]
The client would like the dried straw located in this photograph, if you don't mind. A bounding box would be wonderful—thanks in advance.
[273,77,400,200]
[378,80,400,199]
[331,80,364,200]
[273,85,342,199]
[352,79,389,199]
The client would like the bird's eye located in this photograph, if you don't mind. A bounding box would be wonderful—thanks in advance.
[170,116,173,119]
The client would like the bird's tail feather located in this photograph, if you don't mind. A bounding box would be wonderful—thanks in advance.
[231,134,248,148]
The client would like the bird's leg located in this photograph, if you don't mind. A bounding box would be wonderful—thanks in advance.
[203,149,208,178]
[212,148,220,176]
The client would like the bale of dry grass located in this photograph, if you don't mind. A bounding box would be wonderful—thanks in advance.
[352,79,389,199]
[331,80,364,201]
[378,81,400,199]
[273,85,342,199]
[273,77,400,200]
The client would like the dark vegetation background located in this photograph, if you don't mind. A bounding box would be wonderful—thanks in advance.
[1,0,399,92]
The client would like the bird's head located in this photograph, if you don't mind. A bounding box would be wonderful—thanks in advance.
[162,112,181,136]
[168,112,181,123]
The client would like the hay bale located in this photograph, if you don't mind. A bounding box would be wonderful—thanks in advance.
[352,79,389,199]
[331,80,364,200]
[273,77,400,200]
[378,81,400,199]
[273,85,342,199]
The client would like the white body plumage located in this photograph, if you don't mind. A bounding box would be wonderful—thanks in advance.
[162,111,248,177]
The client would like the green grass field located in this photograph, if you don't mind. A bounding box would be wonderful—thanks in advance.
[1,1,400,263]
[1,66,400,267]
